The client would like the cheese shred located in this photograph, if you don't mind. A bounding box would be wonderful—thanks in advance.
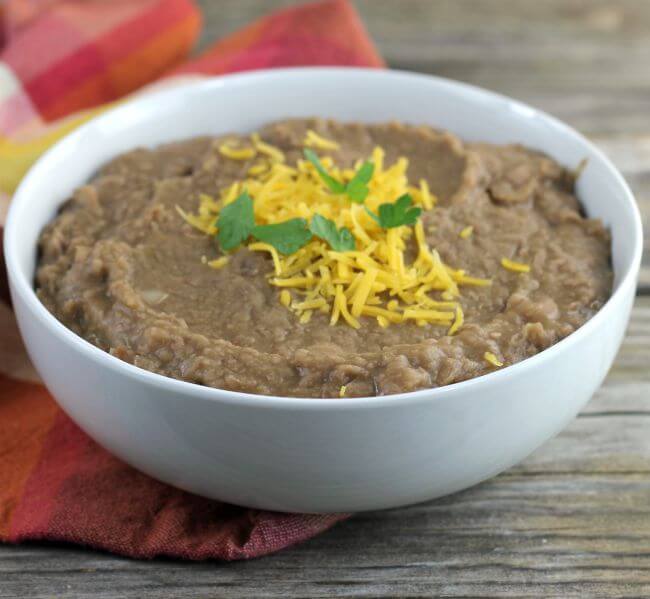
[459,226,473,239]
[501,257,531,273]
[207,256,229,269]
[280,290,291,307]
[448,305,464,335]
[218,142,256,160]
[304,129,340,151]
[484,352,503,368]
[180,133,493,329]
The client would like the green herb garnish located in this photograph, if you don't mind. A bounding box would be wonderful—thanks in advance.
[309,214,355,252]
[216,190,255,251]
[215,188,365,256]
[303,149,346,194]
[365,193,422,229]
[251,218,312,255]
[303,149,374,203]
[345,161,374,203]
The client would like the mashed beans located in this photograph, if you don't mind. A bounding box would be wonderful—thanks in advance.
[35,119,611,397]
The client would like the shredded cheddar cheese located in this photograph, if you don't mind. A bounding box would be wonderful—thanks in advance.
[280,290,292,307]
[304,129,340,151]
[419,179,434,210]
[448,304,464,335]
[484,352,503,367]
[249,242,282,276]
[251,133,285,163]
[218,141,256,160]
[248,162,269,176]
[501,257,531,273]
[339,385,347,397]
[180,133,493,330]
[459,225,473,239]
[207,256,229,269]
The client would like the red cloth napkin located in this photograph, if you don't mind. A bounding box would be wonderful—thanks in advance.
[0,0,382,560]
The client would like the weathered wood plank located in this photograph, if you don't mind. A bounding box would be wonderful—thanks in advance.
[2,475,650,598]
[601,296,650,382]
[593,136,650,289]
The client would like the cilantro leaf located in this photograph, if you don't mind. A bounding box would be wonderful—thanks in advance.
[303,149,346,194]
[304,149,375,202]
[216,190,255,251]
[309,214,355,252]
[365,194,422,229]
[251,218,312,255]
[346,161,374,203]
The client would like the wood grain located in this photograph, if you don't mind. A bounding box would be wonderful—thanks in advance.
[2,2,649,597]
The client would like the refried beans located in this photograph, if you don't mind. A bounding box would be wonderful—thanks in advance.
[35,119,612,398]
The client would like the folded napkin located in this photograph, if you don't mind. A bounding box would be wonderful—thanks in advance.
[0,0,382,560]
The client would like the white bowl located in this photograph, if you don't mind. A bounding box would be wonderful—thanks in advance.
[4,68,642,513]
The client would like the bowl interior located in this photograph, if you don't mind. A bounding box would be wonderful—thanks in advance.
[6,67,641,343]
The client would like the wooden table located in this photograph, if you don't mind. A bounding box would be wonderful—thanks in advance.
[2,2,649,596]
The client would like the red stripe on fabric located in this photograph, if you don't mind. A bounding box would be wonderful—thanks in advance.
[24,0,199,121]
[7,410,90,541]
[55,0,154,41]
[105,11,199,98]
[95,0,198,68]
[23,42,107,120]
[0,374,58,538]
[328,0,384,67]
[1,1,167,83]
[8,413,346,559]
[41,13,199,122]
[176,0,383,76]
[3,0,61,41]
[1,11,87,83]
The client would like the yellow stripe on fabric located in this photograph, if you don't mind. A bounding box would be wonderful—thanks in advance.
[0,105,107,195]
